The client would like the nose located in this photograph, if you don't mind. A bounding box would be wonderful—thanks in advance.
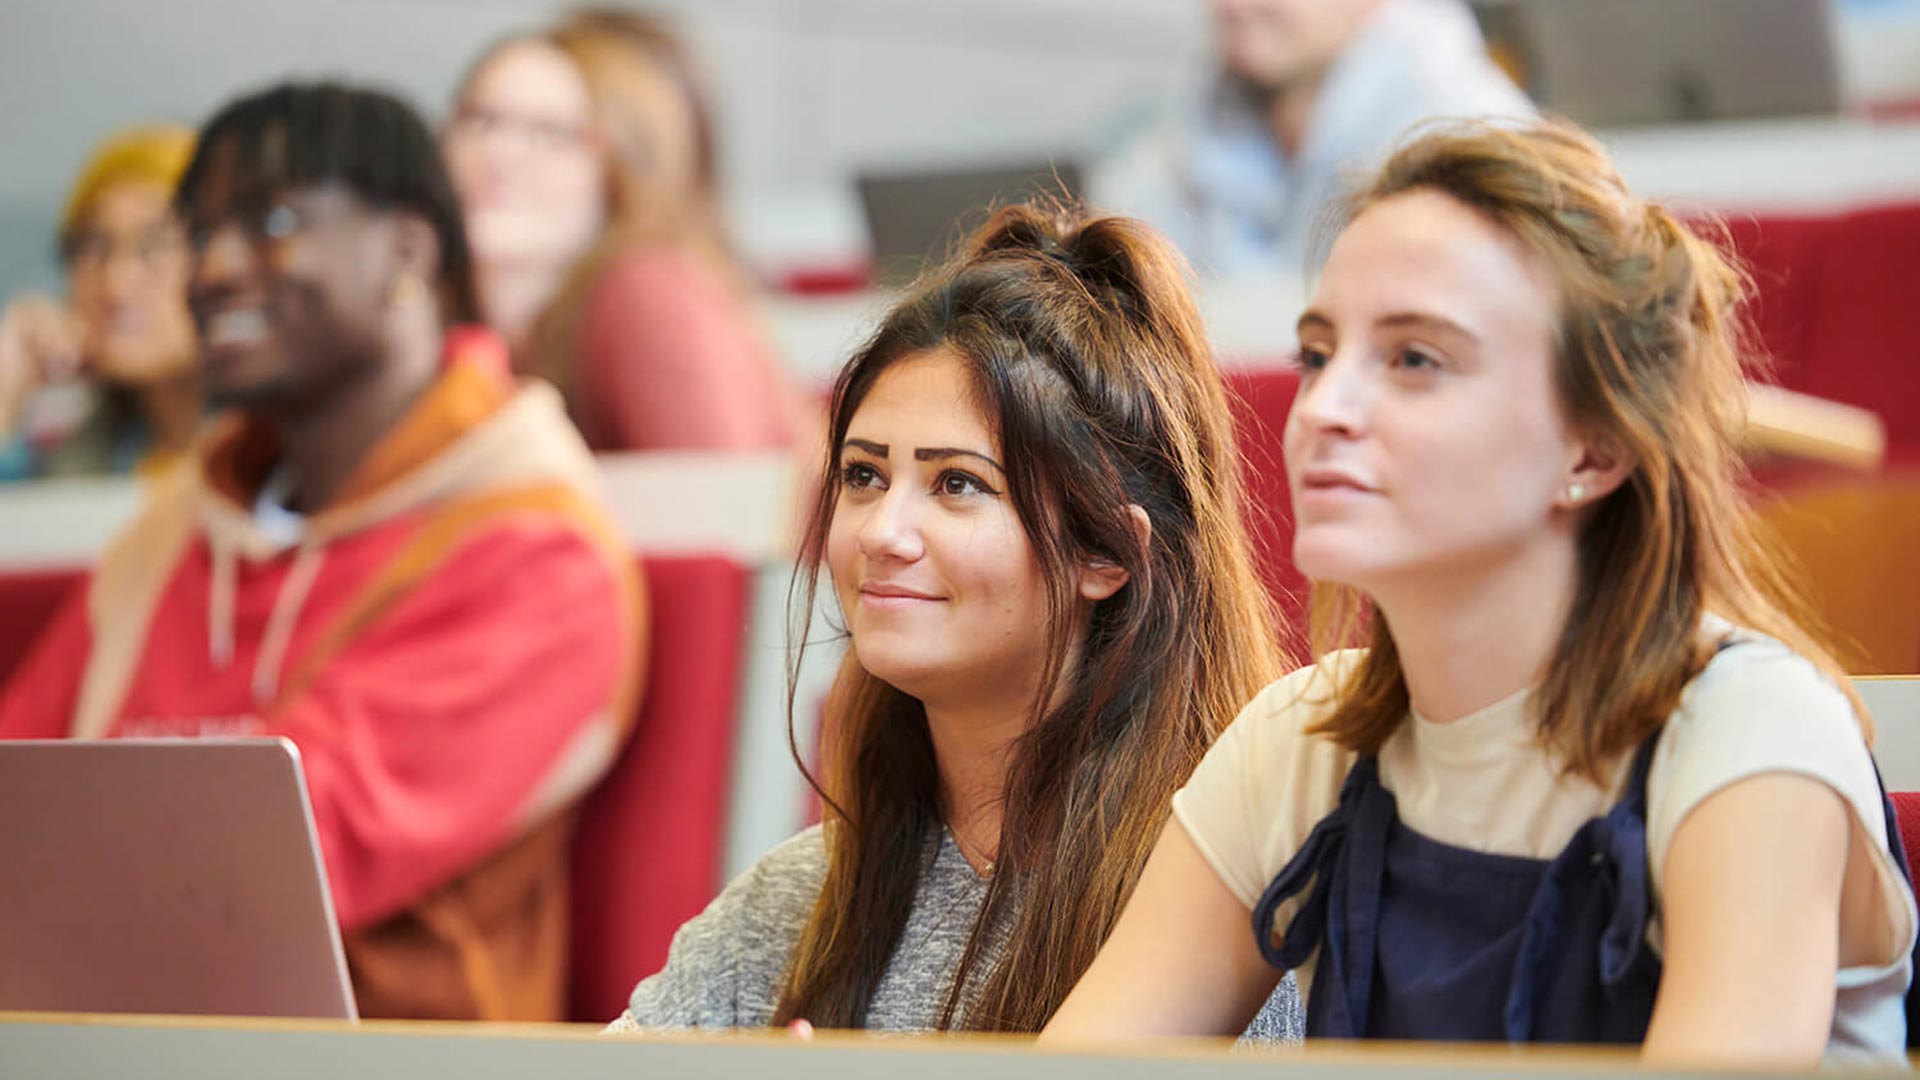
[189,222,259,305]
[100,244,146,302]
[1290,347,1370,440]
[857,486,925,564]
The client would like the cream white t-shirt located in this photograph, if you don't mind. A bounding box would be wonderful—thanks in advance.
[1173,624,1916,1063]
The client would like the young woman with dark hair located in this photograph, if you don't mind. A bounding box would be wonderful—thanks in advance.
[609,202,1301,1037]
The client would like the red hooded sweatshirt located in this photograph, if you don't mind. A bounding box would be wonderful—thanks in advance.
[0,331,645,1020]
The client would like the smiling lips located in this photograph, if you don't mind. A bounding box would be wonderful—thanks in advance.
[859,582,945,608]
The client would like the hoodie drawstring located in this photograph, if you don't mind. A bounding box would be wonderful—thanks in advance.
[209,538,237,669]
[252,542,326,708]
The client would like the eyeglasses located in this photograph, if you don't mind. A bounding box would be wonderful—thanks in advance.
[185,195,366,254]
[448,104,596,156]
[63,222,186,272]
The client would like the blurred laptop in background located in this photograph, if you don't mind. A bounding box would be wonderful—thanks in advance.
[858,159,1084,287]
[1476,0,1840,125]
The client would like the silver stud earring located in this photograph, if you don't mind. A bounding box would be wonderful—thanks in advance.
[1566,481,1586,504]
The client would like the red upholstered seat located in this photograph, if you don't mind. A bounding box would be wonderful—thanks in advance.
[1222,367,1308,642]
[568,553,752,1022]
[0,567,85,688]
[1891,792,1920,887]
[1713,213,1826,389]
[1797,203,1920,453]
[1718,202,1920,456]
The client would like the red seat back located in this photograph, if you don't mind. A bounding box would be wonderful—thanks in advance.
[1719,203,1920,460]
[1890,792,1920,889]
[0,567,85,688]
[1715,213,1826,389]
[1223,368,1308,642]
[567,553,752,1022]
[1799,203,1920,453]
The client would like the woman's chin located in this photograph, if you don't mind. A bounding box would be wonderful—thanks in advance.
[468,212,580,265]
[1291,545,1384,594]
[92,342,196,386]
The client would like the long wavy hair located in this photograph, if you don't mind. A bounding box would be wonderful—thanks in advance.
[459,8,742,401]
[1304,120,1867,779]
[775,202,1284,1031]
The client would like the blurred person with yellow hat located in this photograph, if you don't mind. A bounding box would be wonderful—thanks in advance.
[0,124,201,481]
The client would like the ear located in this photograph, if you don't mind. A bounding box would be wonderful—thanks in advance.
[1078,504,1152,602]
[388,212,441,290]
[1560,431,1636,510]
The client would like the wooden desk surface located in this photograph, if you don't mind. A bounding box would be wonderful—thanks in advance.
[0,1011,1899,1080]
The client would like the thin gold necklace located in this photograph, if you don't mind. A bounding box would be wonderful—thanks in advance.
[948,826,996,880]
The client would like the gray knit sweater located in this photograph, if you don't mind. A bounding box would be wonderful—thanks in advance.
[606,825,1303,1040]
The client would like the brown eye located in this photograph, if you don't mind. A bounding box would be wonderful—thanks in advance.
[840,462,883,490]
[936,470,992,497]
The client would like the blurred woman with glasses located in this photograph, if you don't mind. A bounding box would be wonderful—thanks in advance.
[0,125,201,481]
[445,9,799,452]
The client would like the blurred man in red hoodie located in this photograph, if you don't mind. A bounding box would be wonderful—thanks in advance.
[0,81,646,1022]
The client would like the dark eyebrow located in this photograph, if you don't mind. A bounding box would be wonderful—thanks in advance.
[842,438,888,457]
[914,447,1005,476]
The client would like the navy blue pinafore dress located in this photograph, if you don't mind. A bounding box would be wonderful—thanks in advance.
[1251,734,1666,1042]
[1254,724,1920,1046]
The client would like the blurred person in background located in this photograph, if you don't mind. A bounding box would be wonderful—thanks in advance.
[446,7,799,452]
[0,81,645,1022]
[0,125,201,481]
[1091,0,1533,275]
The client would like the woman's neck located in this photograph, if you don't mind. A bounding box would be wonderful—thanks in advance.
[1369,535,1581,724]
[1264,79,1325,160]
[922,695,1033,874]
[475,260,571,348]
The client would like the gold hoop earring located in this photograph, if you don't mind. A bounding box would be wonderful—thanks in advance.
[388,273,428,309]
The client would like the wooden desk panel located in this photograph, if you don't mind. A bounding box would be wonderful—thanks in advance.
[0,1011,1883,1080]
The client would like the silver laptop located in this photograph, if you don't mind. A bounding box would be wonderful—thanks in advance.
[0,738,358,1019]
[1479,0,1840,126]
[858,159,1084,286]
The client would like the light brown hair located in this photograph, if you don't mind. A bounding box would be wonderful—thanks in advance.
[777,202,1285,1030]
[1305,119,1866,779]
[460,8,739,400]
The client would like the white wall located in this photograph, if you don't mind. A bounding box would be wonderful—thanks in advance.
[6,0,1920,299]
[0,0,1209,296]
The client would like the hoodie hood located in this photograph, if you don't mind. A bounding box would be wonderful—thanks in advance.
[185,328,606,705]
[193,331,602,557]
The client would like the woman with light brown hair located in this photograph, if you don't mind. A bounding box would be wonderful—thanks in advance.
[1046,119,1917,1066]
[608,201,1301,1036]
[444,9,796,451]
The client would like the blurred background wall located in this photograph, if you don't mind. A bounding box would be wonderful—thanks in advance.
[4,0,1918,299]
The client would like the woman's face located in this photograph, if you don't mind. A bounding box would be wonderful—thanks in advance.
[64,180,195,384]
[444,40,606,271]
[1283,188,1581,593]
[826,348,1057,709]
